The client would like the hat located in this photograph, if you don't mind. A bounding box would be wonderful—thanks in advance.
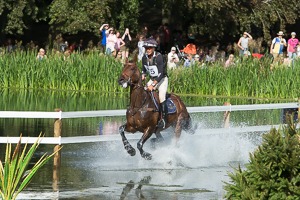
[277,31,284,36]
[171,47,176,51]
[291,32,296,36]
[143,38,157,48]
[194,54,200,58]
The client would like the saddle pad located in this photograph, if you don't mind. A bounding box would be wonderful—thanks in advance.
[166,98,177,114]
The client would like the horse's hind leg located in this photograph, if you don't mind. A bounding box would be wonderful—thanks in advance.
[119,124,136,156]
[137,130,153,160]
[150,132,164,149]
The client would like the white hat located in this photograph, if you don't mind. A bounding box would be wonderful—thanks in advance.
[194,54,200,58]
[171,47,176,51]
[277,31,284,36]
[291,32,296,36]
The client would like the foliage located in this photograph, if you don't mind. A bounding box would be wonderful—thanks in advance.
[49,0,112,35]
[0,0,48,35]
[0,51,300,99]
[1,0,300,41]
[224,121,300,199]
[0,134,62,200]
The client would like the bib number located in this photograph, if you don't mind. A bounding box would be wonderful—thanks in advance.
[145,65,158,77]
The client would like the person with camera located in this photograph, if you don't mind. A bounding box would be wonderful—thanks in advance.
[121,28,132,60]
[287,32,298,60]
[237,32,252,57]
[270,31,287,65]
[167,46,179,69]
[141,38,168,128]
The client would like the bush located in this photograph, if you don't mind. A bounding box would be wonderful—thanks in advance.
[224,121,300,199]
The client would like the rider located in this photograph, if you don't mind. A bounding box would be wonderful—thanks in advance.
[141,38,168,128]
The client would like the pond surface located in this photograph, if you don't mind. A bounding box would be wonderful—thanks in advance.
[0,89,292,199]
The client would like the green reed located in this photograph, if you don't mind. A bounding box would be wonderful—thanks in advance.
[1,51,299,99]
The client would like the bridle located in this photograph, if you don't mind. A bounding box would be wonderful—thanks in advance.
[121,63,142,88]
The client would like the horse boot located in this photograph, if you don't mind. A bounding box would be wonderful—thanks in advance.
[157,101,168,128]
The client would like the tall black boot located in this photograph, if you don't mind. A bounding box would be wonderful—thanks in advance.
[157,101,168,128]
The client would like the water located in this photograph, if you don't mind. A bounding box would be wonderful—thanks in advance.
[14,124,260,200]
[0,90,287,199]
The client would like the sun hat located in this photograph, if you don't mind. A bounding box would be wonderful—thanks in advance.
[171,47,176,51]
[291,32,296,36]
[277,31,284,36]
[143,38,157,48]
[194,54,200,58]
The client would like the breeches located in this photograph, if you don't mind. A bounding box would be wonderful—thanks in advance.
[147,77,168,102]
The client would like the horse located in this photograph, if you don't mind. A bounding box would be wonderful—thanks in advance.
[118,61,193,160]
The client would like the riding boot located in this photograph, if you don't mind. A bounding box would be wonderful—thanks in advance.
[157,101,168,128]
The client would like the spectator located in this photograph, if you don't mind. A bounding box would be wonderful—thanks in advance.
[163,23,171,54]
[106,28,117,55]
[193,54,199,62]
[197,48,206,62]
[137,35,145,62]
[287,32,298,60]
[205,49,215,63]
[77,39,85,53]
[99,23,109,53]
[121,28,132,59]
[115,31,125,59]
[297,41,300,57]
[167,46,179,69]
[237,32,253,57]
[225,54,234,68]
[270,31,287,65]
[36,48,47,60]
[184,54,194,67]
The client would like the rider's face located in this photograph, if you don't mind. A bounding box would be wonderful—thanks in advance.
[145,47,154,56]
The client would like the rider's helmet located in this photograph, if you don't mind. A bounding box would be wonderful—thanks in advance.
[143,38,158,48]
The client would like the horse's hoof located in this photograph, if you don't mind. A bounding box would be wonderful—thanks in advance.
[125,144,136,156]
[141,152,152,160]
[127,147,136,156]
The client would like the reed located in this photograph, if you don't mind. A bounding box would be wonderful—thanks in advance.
[0,134,62,200]
[1,51,299,99]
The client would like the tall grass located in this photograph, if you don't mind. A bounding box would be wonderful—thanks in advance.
[0,134,62,200]
[1,51,299,99]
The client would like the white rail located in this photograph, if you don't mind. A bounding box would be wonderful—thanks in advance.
[1,124,299,145]
[0,102,298,144]
[0,102,298,119]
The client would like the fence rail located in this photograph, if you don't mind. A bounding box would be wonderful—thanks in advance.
[0,102,299,144]
[0,102,298,119]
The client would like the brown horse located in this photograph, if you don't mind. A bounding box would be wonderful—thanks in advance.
[118,61,193,160]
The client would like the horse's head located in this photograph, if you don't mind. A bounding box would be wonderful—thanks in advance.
[118,61,141,88]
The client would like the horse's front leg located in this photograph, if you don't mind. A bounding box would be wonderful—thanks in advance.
[137,128,153,160]
[119,124,136,156]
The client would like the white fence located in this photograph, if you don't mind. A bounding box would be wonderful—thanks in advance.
[0,102,299,144]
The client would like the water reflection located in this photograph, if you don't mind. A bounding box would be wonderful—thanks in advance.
[0,89,293,199]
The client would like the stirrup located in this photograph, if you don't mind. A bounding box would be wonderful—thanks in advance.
[157,119,166,128]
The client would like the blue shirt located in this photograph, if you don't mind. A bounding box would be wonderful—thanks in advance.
[101,29,107,45]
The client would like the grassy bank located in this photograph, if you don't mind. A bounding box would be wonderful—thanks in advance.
[0,51,299,99]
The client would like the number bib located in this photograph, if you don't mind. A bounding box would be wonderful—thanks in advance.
[144,65,158,77]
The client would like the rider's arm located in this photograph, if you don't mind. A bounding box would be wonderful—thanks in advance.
[141,56,148,79]
[153,54,164,83]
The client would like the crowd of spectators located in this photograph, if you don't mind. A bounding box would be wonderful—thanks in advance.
[1,23,300,68]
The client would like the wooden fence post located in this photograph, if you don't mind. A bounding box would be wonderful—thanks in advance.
[224,102,231,128]
[53,108,62,192]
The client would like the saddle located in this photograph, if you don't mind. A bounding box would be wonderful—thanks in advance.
[150,92,177,114]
